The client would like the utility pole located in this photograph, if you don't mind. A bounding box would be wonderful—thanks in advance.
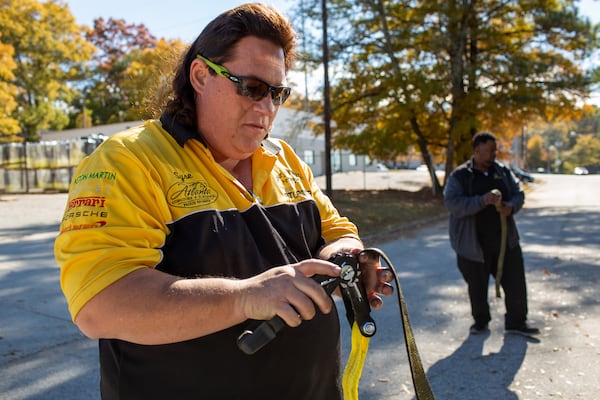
[301,0,310,113]
[322,0,332,197]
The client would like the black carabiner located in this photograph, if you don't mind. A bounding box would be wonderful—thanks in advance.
[330,252,376,338]
[237,252,377,355]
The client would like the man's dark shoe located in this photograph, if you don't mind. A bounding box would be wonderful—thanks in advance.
[506,324,540,336]
[469,323,489,335]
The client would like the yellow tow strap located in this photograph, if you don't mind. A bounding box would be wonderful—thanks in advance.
[342,322,370,400]
[491,189,506,298]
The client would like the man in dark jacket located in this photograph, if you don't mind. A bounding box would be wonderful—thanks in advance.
[444,132,539,336]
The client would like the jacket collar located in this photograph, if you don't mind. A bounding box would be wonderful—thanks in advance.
[159,112,205,147]
[159,112,281,156]
[466,157,505,174]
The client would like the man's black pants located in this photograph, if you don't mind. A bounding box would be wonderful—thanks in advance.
[457,244,528,329]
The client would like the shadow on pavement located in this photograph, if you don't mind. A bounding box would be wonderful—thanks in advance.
[427,332,539,399]
[352,205,599,399]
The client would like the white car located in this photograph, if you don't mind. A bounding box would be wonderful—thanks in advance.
[574,166,589,175]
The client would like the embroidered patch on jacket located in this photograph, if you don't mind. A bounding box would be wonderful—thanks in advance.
[167,174,218,208]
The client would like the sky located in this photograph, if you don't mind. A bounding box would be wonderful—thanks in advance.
[65,0,293,43]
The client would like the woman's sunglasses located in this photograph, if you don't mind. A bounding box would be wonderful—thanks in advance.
[197,54,291,106]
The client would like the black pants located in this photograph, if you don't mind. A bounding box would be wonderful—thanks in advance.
[457,244,528,329]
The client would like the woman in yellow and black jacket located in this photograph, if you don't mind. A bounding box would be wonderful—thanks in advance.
[54,4,392,399]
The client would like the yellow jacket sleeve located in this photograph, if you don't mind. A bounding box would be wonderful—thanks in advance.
[55,126,170,320]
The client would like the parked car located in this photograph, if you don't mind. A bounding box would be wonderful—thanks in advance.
[574,166,589,175]
[510,165,535,183]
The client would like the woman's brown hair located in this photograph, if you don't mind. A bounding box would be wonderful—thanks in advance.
[164,3,297,129]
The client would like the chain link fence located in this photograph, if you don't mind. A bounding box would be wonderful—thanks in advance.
[0,137,104,194]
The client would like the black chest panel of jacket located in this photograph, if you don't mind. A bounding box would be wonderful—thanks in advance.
[99,199,343,400]
[99,311,341,400]
[156,200,324,278]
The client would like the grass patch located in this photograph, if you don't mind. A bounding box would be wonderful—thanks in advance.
[329,188,447,238]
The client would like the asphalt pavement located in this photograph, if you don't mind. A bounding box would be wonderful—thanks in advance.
[1,171,599,399]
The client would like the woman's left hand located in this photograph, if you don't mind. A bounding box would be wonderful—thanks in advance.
[358,250,394,310]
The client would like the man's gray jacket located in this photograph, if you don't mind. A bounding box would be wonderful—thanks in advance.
[443,159,524,263]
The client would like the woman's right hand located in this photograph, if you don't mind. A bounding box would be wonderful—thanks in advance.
[236,259,341,327]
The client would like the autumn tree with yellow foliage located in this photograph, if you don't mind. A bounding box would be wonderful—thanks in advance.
[0,0,95,142]
[294,0,598,193]
[121,38,188,121]
[84,17,158,125]
[0,34,19,143]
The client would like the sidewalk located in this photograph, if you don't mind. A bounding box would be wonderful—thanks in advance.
[1,172,599,399]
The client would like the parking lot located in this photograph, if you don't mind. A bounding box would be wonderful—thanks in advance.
[1,172,599,399]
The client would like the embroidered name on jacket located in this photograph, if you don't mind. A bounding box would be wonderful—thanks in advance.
[167,177,219,208]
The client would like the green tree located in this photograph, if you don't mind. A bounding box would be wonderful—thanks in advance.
[566,134,600,167]
[0,0,95,142]
[85,17,157,124]
[573,104,600,136]
[294,0,598,194]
